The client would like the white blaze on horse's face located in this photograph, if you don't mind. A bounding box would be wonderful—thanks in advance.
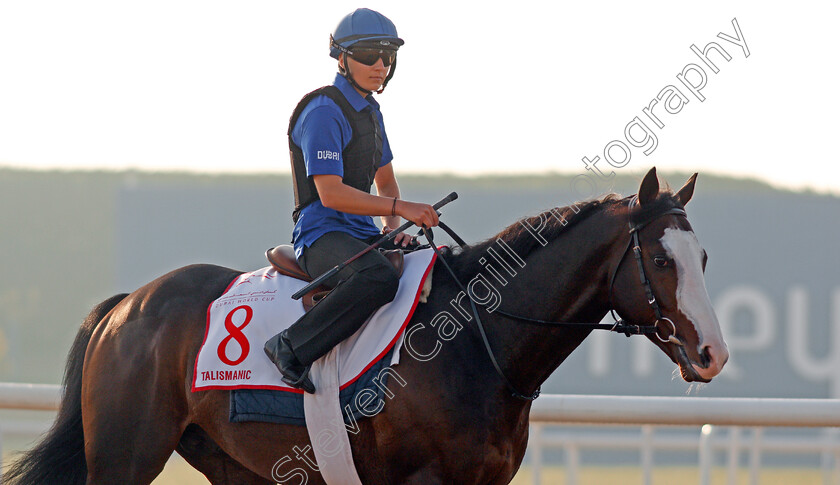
[660,227,729,380]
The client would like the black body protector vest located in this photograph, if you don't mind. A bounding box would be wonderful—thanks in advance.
[289,85,383,223]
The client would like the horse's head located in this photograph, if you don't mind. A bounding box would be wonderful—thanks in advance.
[610,168,728,382]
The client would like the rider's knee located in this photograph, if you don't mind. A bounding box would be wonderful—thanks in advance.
[359,263,400,302]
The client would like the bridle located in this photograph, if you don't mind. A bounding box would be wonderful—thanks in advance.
[608,195,687,346]
[425,196,688,400]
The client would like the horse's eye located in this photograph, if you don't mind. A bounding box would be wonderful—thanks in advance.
[653,255,669,267]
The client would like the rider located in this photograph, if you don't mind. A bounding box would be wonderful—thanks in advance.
[264,8,439,393]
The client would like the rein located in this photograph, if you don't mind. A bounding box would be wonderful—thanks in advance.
[425,197,687,401]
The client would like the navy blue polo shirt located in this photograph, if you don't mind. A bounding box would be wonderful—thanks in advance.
[291,74,394,259]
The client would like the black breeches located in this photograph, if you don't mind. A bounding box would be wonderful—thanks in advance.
[285,231,400,365]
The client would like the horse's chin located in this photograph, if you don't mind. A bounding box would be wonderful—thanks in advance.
[679,364,712,383]
[673,346,713,383]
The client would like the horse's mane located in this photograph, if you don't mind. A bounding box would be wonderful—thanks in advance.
[445,190,682,278]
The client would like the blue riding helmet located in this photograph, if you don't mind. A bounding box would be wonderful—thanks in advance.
[329,8,404,60]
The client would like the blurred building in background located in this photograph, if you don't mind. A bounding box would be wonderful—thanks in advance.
[2,168,839,401]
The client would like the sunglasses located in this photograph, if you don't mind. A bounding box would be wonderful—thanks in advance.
[349,49,396,67]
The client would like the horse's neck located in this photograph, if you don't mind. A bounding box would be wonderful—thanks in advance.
[482,208,627,397]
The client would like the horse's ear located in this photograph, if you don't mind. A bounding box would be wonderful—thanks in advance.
[638,167,659,205]
[675,173,698,206]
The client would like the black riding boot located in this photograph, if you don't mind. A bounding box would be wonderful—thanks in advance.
[263,331,315,394]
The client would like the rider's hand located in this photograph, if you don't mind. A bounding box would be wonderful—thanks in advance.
[396,200,439,229]
[383,226,417,248]
[394,231,416,247]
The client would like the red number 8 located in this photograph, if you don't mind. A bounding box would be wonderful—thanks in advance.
[217,305,253,366]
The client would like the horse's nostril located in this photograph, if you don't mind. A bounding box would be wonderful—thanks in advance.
[699,345,712,367]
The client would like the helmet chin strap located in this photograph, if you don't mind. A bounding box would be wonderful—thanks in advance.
[378,56,396,94]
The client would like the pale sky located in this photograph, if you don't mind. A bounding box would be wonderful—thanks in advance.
[1,1,838,194]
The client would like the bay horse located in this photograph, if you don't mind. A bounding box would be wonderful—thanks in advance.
[5,167,727,484]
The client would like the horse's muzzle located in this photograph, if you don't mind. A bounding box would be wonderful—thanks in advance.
[676,340,729,382]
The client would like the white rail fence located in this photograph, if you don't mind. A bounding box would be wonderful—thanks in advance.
[0,383,60,411]
[2,383,840,484]
[529,395,840,485]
